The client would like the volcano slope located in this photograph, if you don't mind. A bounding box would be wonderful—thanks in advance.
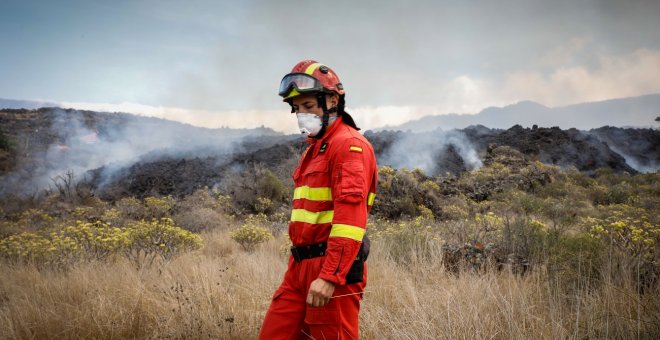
[1,107,657,200]
[91,125,653,200]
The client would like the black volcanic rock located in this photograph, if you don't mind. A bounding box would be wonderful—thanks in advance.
[92,157,224,200]
[462,125,637,173]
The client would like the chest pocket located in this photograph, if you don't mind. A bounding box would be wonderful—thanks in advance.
[301,159,330,188]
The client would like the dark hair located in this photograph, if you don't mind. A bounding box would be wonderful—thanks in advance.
[338,94,360,131]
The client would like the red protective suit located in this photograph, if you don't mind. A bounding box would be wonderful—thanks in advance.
[259,116,378,339]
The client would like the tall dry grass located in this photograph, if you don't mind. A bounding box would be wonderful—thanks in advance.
[1,229,658,339]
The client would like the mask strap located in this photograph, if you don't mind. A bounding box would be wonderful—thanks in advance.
[313,92,330,139]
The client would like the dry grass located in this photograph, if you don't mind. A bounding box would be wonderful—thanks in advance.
[1,230,658,339]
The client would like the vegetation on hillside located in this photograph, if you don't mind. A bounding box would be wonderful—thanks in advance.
[0,147,658,338]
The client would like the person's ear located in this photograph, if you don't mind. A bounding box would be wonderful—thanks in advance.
[328,94,339,108]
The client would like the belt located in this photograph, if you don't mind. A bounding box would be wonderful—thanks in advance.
[290,242,366,262]
[291,242,327,262]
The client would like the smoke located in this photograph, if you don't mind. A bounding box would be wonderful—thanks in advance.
[609,146,659,173]
[0,108,277,196]
[589,128,660,173]
[60,101,299,134]
[379,129,482,175]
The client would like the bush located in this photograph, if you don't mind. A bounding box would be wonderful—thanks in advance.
[125,218,203,268]
[225,165,289,214]
[173,207,232,233]
[115,197,145,219]
[0,221,131,267]
[369,217,439,265]
[584,204,659,290]
[144,196,175,218]
[0,219,202,269]
[545,233,603,293]
[229,214,274,251]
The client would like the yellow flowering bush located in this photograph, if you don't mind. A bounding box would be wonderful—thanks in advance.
[378,165,396,177]
[125,218,203,268]
[0,232,54,265]
[230,214,274,251]
[0,221,130,266]
[421,180,440,192]
[72,207,92,219]
[144,196,175,218]
[585,204,658,260]
[60,221,132,261]
[0,219,202,269]
[369,216,439,265]
[115,197,144,218]
[100,208,122,225]
[255,197,273,214]
[15,208,55,230]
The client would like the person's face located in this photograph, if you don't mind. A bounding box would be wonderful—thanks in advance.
[290,93,339,117]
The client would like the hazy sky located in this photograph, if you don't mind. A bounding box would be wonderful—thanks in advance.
[1,0,659,132]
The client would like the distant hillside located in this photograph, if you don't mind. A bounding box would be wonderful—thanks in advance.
[0,107,282,196]
[1,106,657,199]
[384,94,660,131]
[0,98,60,110]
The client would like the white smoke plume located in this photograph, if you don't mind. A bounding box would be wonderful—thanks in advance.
[379,129,482,175]
[0,108,278,196]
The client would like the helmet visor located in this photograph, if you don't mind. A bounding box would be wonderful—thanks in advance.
[278,73,322,97]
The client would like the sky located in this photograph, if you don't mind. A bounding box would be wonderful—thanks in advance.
[1,0,659,133]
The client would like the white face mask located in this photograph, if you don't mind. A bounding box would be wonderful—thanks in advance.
[296,113,336,137]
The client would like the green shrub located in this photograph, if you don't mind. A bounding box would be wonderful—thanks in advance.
[226,165,289,214]
[144,196,175,218]
[369,217,439,265]
[125,218,203,268]
[115,197,145,219]
[230,214,274,251]
[546,233,603,293]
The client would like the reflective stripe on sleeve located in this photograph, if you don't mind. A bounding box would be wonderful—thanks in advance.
[329,224,365,241]
[293,186,332,201]
[290,209,334,224]
[368,192,376,206]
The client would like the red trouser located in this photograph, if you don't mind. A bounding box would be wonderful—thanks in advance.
[259,256,367,340]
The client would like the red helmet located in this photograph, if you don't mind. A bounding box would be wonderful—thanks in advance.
[278,60,345,101]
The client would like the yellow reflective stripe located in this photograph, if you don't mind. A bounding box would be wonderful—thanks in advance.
[293,186,332,201]
[290,209,334,224]
[284,87,300,99]
[368,193,376,206]
[304,62,321,75]
[329,224,365,241]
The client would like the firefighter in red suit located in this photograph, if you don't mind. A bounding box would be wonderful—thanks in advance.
[259,60,378,339]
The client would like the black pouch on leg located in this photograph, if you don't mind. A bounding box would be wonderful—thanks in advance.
[345,235,370,284]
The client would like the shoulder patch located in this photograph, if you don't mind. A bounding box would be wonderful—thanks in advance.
[349,145,363,153]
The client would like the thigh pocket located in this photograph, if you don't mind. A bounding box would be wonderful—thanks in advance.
[305,307,339,334]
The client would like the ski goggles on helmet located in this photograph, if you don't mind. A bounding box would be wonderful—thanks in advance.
[278,73,323,99]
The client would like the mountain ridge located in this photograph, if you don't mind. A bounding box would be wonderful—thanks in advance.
[380,94,660,132]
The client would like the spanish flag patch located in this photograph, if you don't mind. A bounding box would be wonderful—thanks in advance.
[349,145,363,153]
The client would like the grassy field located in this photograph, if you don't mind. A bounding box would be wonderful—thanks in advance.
[1,157,658,339]
[1,228,657,339]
